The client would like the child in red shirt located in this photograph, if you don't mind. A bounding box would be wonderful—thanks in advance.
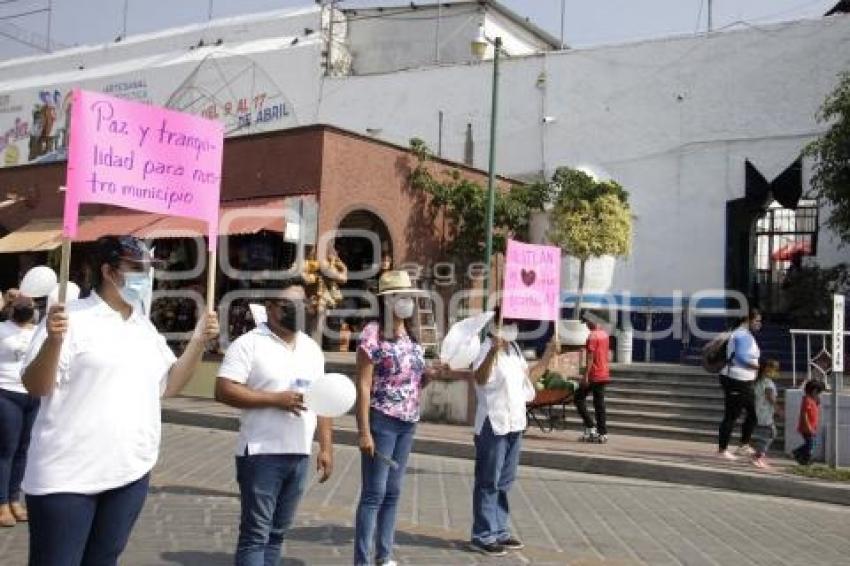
[792,380,826,465]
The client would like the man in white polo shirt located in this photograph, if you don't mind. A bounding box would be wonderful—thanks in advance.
[215,278,333,566]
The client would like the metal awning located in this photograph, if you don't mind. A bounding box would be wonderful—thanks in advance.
[134,198,286,240]
[0,198,287,253]
[0,219,62,253]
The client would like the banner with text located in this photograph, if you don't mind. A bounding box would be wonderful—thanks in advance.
[502,239,561,321]
[63,89,224,249]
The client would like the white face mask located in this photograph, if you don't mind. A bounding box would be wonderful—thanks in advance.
[498,324,519,343]
[393,297,415,319]
[115,270,153,311]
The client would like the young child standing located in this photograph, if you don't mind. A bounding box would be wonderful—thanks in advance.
[792,380,826,466]
[751,359,780,468]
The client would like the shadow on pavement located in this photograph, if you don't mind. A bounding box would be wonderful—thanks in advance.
[287,524,467,552]
[160,551,233,565]
[150,484,238,498]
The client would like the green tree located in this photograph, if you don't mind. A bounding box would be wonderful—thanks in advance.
[806,71,850,245]
[546,167,632,320]
[409,138,551,269]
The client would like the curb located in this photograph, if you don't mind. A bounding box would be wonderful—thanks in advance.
[161,408,850,507]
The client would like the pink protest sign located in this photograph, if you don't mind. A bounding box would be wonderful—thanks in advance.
[64,89,223,250]
[502,239,561,321]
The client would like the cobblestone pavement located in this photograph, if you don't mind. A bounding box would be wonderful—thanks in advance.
[2,424,850,565]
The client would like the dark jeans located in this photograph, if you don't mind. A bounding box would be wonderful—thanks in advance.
[718,376,756,451]
[574,382,607,435]
[354,409,416,565]
[26,473,150,566]
[793,434,815,465]
[0,388,39,504]
[235,453,309,566]
[471,418,522,545]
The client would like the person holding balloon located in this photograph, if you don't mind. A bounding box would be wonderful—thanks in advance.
[0,294,38,527]
[215,278,334,566]
[353,270,456,566]
[20,236,220,566]
[469,308,557,556]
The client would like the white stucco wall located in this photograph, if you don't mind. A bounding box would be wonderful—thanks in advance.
[317,15,850,298]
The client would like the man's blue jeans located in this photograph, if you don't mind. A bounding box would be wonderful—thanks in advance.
[235,453,309,566]
[354,409,416,565]
[471,418,522,545]
[26,473,150,566]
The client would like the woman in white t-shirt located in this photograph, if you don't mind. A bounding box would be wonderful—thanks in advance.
[20,236,219,566]
[0,295,37,527]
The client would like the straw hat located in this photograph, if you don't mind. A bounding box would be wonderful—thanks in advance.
[376,270,425,296]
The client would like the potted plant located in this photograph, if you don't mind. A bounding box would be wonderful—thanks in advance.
[546,167,632,345]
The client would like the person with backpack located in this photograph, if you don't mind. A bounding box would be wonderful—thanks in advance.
[716,308,762,460]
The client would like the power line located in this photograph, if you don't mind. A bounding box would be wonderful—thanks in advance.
[0,7,48,21]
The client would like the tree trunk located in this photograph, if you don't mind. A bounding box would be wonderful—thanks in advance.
[573,258,586,321]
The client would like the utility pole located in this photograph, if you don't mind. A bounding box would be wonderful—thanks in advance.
[325,0,337,76]
[123,0,129,38]
[46,0,52,52]
[560,0,566,49]
[707,0,713,32]
[483,37,502,310]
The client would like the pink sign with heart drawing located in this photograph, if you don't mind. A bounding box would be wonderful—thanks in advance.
[502,239,561,321]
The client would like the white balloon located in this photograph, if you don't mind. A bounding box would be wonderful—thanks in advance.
[440,311,494,365]
[304,373,356,418]
[20,266,58,298]
[448,334,482,370]
[47,282,80,308]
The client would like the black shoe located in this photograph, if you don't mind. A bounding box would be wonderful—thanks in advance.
[470,541,508,556]
[498,536,525,550]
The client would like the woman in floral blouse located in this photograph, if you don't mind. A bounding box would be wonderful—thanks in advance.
[353,271,455,566]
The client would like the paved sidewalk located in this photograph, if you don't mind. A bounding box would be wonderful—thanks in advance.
[162,396,850,506]
[4,424,850,565]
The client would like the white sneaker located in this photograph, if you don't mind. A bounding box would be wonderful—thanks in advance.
[736,445,755,457]
[579,427,597,442]
[719,449,738,461]
[377,560,398,566]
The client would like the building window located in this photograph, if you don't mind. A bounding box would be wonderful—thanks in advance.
[754,199,818,312]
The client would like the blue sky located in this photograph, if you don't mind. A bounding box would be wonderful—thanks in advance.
[0,0,839,60]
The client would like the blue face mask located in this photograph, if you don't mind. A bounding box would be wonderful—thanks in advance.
[117,271,152,310]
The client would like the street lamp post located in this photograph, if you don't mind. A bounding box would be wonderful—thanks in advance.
[472,29,502,311]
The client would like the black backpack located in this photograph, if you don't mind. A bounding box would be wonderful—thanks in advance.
[702,332,732,373]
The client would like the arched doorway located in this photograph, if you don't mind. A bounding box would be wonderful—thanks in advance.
[325,210,393,349]
[335,209,393,280]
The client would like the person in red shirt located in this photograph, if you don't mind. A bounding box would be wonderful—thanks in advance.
[792,380,825,465]
[575,317,611,443]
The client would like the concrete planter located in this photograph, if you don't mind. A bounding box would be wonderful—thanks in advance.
[559,319,589,346]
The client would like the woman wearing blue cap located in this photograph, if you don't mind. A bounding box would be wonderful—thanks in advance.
[20,236,219,566]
